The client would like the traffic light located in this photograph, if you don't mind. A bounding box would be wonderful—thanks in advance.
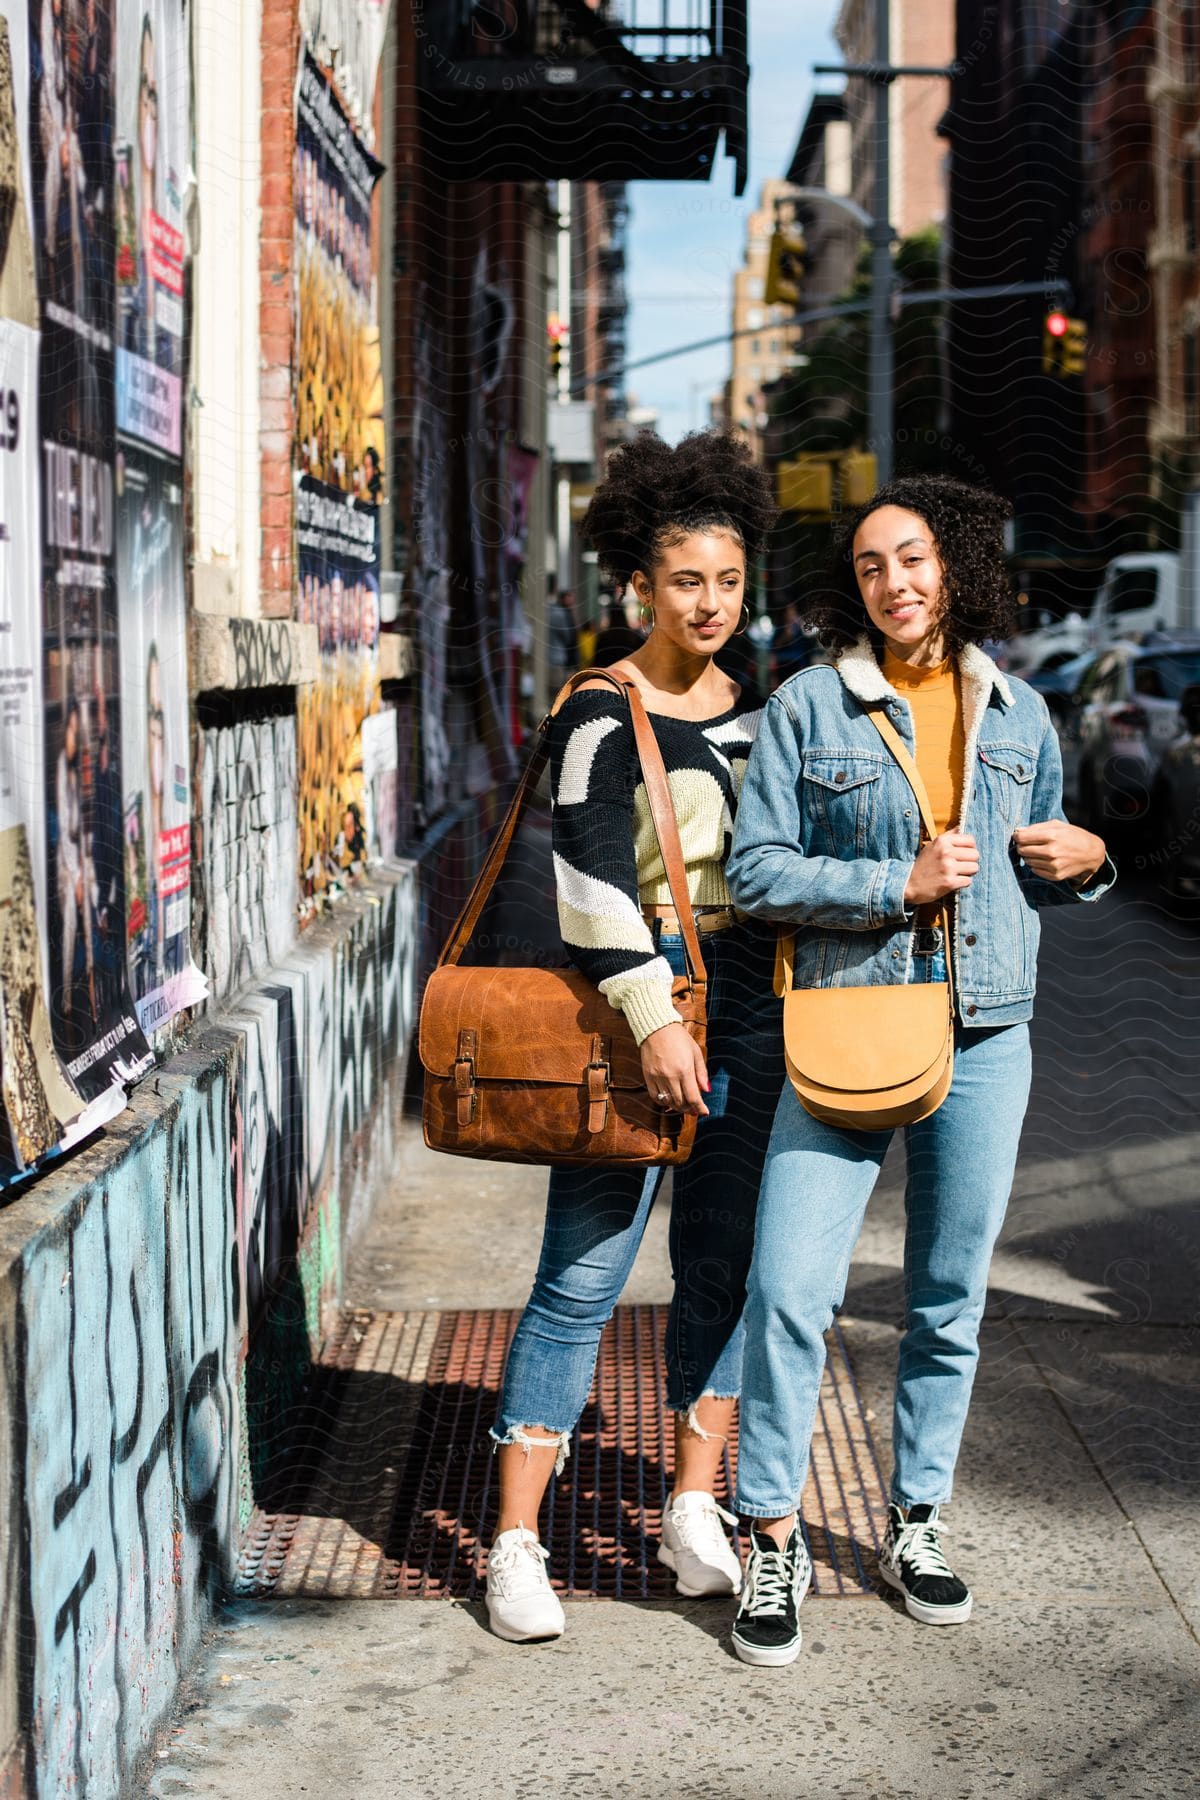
[778,456,833,516]
[1042,311,1087,378]
[765,225,808,307]
[547,312,568,382]
[840,450,878,507]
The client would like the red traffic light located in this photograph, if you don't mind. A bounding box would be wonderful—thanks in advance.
[1045,311,1069,338]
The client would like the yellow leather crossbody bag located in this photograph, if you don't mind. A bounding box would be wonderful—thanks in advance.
[774,707,955,1132]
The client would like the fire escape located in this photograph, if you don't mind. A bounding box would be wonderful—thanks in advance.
[420,1,749,192]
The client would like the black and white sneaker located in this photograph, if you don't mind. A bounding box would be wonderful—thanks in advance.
[731,1524,812,1667]
[878,1503,973,1625]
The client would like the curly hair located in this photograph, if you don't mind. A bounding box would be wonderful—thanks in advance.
[580,430,778,587]
[807,473,1016,653]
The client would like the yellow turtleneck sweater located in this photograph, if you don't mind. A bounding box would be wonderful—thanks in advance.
[882,649,965,834]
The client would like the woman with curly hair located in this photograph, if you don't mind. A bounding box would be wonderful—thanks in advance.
[723,474,1115,1666]
[485,431,784,1642]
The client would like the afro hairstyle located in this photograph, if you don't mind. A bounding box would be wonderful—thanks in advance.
[580,430,778,588]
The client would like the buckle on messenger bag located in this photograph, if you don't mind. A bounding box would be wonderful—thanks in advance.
[454,1030,477,1126]
[586,1034,611,1134]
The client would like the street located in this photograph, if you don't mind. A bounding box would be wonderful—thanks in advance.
[144,862,1200,1800]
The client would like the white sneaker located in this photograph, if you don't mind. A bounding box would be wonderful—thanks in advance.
[657,1490,743,1597]
[485,1527,566,1642]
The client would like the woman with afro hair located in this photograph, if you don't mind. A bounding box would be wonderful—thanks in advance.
[723,474,1116,1666]
[485,431,785,1643]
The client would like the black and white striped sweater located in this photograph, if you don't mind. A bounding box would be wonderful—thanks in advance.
[548,684,765,1044]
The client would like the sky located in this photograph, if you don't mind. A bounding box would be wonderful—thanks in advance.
[625,4,840,445]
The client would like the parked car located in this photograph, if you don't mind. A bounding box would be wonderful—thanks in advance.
[1151,683,1200,892]
[1055,639,1200,836]
[1025,648,1097,723]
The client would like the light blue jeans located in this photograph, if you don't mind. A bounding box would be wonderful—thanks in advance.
[736,941,1033,1515]
[493,921,784,1463]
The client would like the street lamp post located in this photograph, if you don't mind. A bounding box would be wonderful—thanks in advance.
[868,0,895,483]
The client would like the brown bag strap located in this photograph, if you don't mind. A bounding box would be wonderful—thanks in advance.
[437,666,708,991]
[774,702,956,998]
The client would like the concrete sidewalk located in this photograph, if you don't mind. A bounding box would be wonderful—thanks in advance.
[145,1105,1200,1800]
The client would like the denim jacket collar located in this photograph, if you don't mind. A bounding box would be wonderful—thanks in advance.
[833,635,1015,711]
[833,637,1016,827]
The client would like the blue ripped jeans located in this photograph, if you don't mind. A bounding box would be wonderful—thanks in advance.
[493,921,784,1463]
[736,941,1033,1516]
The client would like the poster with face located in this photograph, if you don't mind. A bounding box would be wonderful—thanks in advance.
[28,0,153,1096]
[116,447,204,1033]
[0,7,93,1175]
[295,475,379,911]
[114,0,186,453]
[293,49,383,917]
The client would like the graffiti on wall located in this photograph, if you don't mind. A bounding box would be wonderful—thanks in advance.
[19,1072,237,1796]
[5,855,418,1794]
[407,285,451,823]
[193,711,298,1008]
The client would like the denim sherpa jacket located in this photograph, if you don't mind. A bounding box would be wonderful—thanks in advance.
[725,637,1116,1028]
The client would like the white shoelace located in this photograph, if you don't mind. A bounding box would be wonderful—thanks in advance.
[670,1498,738,1553]
[489,1534,551,1600]
[892,1516,954,1580]
[742,1540,795,1617]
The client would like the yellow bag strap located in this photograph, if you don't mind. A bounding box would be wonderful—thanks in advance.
[774,702,952,998]
[866,707,940,845]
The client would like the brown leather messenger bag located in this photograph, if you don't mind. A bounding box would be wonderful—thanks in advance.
[418,667,708,1167]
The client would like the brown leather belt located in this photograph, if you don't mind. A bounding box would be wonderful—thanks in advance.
[643,904,738,936]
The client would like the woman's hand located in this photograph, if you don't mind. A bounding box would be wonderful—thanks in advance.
[1012,821,1106,884]
[903,831,979,906]
[640,1021,710,1117]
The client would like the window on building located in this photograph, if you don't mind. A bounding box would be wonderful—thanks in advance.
[747,276,765,300]
[751,338,760,356]
[769,337,780,355]
[746,308,763,330]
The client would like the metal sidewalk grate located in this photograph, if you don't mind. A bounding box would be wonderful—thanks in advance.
[235,1306,888,1602]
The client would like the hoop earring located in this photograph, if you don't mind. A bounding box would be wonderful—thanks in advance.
[734,603,751,636]
[638,601,655,629]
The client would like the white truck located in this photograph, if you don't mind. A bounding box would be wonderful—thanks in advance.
[1086,551,1189,647]
[1013,551,1190,673]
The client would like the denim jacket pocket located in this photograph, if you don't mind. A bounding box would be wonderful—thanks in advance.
[802,752,885,854]
[977,745,1037,824]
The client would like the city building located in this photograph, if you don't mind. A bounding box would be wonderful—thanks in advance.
[726,178,808,459]
[834,0,954,237]
[940,0,1095,615]
[1148,1,1200,496]
[785,91,859,310]
[1080,3,1157,554]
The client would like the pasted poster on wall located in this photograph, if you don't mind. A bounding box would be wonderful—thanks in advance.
[294,48,383,918]
[114,0,188,456]
[28,0,152,1096]
[0,7,96,1178]
[296,476,379,912]
[113,0,201,1034]
[116,449,204,1033]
